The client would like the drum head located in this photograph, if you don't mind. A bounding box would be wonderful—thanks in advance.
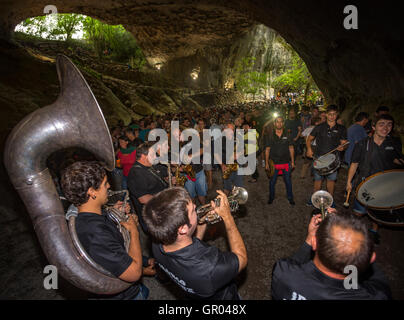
[356,170,404,210]
[314,153,336,169]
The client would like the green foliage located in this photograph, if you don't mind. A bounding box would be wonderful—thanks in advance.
[82,17,146,67]
[49,14,85,41]
[16,14,146,69]
[271,36,318,99]
[234,57,268,100]
[20,16,48,38]
[17,14,84,42]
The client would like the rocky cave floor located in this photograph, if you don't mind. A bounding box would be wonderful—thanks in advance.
[1,156,404,300]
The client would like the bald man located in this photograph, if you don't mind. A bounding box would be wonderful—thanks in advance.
[271,211,391,300]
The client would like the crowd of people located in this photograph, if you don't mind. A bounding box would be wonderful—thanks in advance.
[58,100,403,300]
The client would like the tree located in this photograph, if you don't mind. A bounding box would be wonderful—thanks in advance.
[82,18,146,68]
[271,39,318,103]
[49,14,85,42]
[234,57,268,100]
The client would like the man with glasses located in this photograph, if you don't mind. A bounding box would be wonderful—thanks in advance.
[306,105,348,207]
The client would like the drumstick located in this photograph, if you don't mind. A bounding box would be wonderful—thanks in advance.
[315,141,350,160]
[343,190,351,208]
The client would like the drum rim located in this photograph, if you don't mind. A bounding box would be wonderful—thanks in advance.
[367,209,404,227]
[355,169,404,210]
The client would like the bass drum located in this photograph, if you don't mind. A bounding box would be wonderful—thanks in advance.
[355,169,404,210]
[367,208,404,227]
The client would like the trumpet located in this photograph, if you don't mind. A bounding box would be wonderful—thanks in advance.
[104,190,131,251]
[311,190,333,220]
[196,186,248,224]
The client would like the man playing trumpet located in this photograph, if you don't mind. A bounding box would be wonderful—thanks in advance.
[142,187,247,299]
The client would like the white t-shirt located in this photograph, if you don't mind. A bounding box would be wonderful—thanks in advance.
[301,126,316,146]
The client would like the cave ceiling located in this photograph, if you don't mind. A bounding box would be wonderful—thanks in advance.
[1,0,404,111]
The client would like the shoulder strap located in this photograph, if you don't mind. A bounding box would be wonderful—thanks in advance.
[133,164,168,187]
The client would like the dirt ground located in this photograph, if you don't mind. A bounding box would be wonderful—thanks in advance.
[1,156,403,300]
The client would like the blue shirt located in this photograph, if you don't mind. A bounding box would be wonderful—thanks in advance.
[139,129,150,142]
[345,123,368,165]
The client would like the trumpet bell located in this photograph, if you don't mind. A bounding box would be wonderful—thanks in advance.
[231,186,248,205]
[311,190,333,210]
[196,186,248,225]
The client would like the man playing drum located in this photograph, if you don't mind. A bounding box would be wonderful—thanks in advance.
[346,114,404,242]
[306,105,348,207]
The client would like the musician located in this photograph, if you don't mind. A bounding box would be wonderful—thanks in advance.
[285,108,302,158]
[197,118,213,190]
[306,105,348,206]
[271,210,391,300]
[243,122,259,183]
[346,114,404,241]
[219,123,244,196]
[143,187,247,299]
[265,116,295,205]
[61,161,153,299]
[344,112,369,166]
[180,135,207,205]
[127,142,173,232]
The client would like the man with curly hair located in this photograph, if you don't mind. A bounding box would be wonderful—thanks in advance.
[61,161,153,299]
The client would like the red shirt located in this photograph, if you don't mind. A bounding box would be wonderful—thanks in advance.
[117,149,136,176]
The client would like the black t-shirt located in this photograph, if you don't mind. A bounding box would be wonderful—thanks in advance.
[76,211,140,299]
[351,136,401,180]
[310,122,347,157]
[265,130,292,164]
[152,238,240,300]
[271,242,391,300]
[127,162,168,231]
[285,119,301,140]
[128,162,168,200]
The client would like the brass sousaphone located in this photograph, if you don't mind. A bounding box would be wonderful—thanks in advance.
[4,55,131,294]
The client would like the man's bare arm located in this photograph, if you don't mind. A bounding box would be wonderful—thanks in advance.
[119,215,143,282]
[213,191,247,273]
[138,194,153,205]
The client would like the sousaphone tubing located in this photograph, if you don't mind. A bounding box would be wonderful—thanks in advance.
[4,55,131,294]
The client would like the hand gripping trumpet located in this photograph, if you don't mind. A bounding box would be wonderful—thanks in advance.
[196,186,248,224]
[311,190,333,220]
